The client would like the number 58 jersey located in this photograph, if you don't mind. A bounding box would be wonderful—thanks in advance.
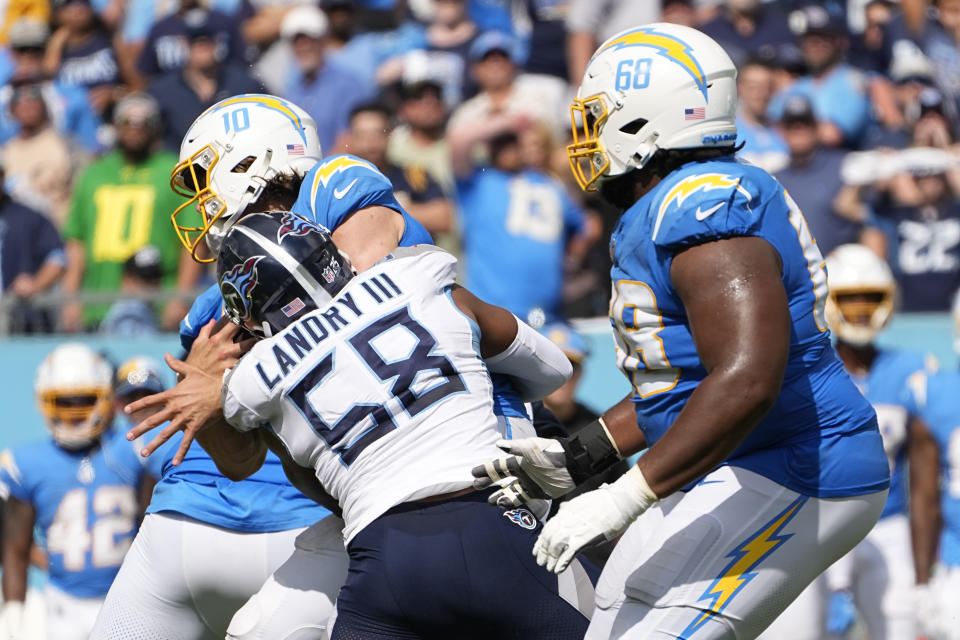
[610,156,888,498]
[223,247,505,542]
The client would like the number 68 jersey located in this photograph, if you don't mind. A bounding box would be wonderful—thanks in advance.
[609,156,888,499]
[223,247,505,542]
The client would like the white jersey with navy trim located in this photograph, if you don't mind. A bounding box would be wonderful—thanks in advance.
[223,247,504,542]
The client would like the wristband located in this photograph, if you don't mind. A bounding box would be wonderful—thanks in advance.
[563,417,622,484]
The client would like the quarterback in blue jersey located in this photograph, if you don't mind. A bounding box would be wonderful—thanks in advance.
[0,345,152,640]
[474,24,890,639]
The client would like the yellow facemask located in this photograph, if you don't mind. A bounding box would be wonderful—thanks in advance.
[170,145,227,264]
[567,94,610,192]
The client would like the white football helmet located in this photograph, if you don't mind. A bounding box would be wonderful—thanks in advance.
[171,94,323,262]
[567,23,738,191]
[825,244,896,346]
[35,343,114,450]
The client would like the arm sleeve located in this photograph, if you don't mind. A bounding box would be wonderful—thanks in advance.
[484,317,573,402]
[221,354,276,432]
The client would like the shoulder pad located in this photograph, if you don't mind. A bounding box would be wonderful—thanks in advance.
[386,245,458,288]
[652,170,761,250]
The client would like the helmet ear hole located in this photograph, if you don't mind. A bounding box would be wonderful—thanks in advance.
[231,156,257,173]
[619,118,647,135]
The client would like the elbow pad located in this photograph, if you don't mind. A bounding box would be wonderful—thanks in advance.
[484,317,573,401]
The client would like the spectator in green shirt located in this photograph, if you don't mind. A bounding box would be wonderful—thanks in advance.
[61,93,203,331]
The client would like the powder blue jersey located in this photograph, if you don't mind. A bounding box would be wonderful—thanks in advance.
[916,371,960,566]
[610,156,888,498]
[849,350,934,519]
[0,428,146,597]
[456,167,584,322]
[170,155,433,532]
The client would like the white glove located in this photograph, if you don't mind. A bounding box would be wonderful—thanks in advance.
[0,601,25,640]
[472,438,577,508]
[913,582,942,639]
[533,466,657,574]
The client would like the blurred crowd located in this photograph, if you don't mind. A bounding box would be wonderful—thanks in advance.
[3,0,960,336]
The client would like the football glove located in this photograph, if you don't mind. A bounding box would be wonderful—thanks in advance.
[533,465,657,574]
[471,418,621,509]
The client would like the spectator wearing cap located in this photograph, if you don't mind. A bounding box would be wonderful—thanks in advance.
[448,107,586,324]
[376,0,480,106]
[388,76,454,194]
[768,4,873,147]
[279,4,375,154]
[735,56,789,172]
[901,0,960,137]
[699,0,795,68]
[99,246,164,336]
[0,162,66,334]
[448,31,564,139]
[0,79,77,226]
[61,93,203,332]
[134,0,246,80]
[147,12,262,152]
[774,95,876,257]
[867,146,960,311]
[44,0,121,119]
[0,18,101,152]
[346,102,453,237]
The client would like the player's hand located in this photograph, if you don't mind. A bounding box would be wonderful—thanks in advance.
[185,318,256,373]
[0,601,25,640]
[533,466,656,574]
[914,583,942,639]
[471,437,577,508]
[124,356,227,465]
[826,590,856,636]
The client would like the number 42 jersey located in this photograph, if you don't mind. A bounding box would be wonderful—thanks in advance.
[610,156,888,498]
[222,247,505,542]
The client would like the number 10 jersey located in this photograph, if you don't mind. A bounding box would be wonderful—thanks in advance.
[223,247,505,542]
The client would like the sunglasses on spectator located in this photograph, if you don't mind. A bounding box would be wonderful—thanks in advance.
[11,85,43,102]
[117,116,156,128]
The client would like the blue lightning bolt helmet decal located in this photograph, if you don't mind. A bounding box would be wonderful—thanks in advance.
[591,26,708,102]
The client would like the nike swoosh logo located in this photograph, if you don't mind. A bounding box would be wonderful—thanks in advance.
[695,202,724,221]
[696,478,724,486]
[333,178,359,200]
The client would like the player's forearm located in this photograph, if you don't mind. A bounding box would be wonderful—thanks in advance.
[1,552,28,602]
[637,366,780,497]
[909,418,942,583]
[196,418,267,482]
[600,395,647,457]
[911,494,940,584]
[2,498,34,602]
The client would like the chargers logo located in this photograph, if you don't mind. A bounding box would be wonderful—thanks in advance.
[277,212,323,244]
[503,508,537,530]
[652,173,753,240]
[593,27,708,102]
[680,496,807,637]
[220,255,265,319]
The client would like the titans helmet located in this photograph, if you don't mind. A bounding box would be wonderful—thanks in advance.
[217,212,354,337]
[825,244,896,346]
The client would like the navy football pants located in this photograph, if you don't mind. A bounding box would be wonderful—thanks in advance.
[331,491,593,640]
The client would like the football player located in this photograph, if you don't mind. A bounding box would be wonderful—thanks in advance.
[819,245,935,640]
[908,294,960,640]
[133,212,594,638]
[472,23,890,639]
[0,344,153,640]
[763,245,939,640]
[91,96,344,640]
